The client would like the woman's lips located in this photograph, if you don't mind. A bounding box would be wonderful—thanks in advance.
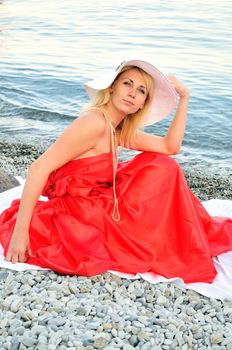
[123,99,134,106]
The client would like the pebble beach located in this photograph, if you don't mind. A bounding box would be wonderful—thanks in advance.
[0,142,232,350]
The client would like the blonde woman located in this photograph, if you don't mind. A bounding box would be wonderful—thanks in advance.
[0,59,231,283]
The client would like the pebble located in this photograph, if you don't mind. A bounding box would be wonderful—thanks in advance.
[76,306,87,315]
[93,336,109,348]
[157,296,168,306]
[0,271,9,281]
[193,302,202,309]
[123,344,136,350]
[0,168,20,192]
[210,332,223,344]
[11,299,22,313]
[21,336,35,347]
[129,335,138,346]
[222,336,232,346]
[86,320,101,330]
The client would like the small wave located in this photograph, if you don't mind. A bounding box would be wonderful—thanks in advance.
[0,102,73,122]
[0,72,87,119]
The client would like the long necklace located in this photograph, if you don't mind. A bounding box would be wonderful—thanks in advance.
[110,124,121,222]
[91,106,121,222]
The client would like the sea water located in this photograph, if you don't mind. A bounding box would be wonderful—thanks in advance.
[0,0,231,175]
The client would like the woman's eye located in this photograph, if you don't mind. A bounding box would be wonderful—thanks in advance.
[139,88,145,94]
[124,81,132,86]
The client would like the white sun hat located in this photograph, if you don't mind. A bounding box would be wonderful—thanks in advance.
[84,59,178,126]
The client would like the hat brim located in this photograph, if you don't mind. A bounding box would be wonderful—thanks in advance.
[84,59,178,126]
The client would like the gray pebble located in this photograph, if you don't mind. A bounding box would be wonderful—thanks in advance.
[194,303,203,311]
[186,307,195,316]
[0,271,9,281]
[10,338,20,350]
[222,335,232,346]
[21,336,35,347]
[133,321,145,328]
[38,335,48,344]
[76,306,87,315]
[129,335,138,346]
[93,336,109,348]
[13,326,25,336]
[86,320,101,330]
[157,296,168,306]
[111,328,118,337]
[123,344,136,350]
[0,168,20,192]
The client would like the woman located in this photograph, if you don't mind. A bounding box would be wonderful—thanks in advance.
[0,59,231,283]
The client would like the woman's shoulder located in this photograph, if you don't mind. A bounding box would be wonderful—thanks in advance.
[78,108,108,129]
[71,108,108,135]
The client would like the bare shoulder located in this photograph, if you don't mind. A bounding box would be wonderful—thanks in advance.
[49,109,107,147]
[70,108,107,134]
[32,109,109,172]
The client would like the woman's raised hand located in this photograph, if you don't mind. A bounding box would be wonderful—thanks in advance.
[168,76,189,99]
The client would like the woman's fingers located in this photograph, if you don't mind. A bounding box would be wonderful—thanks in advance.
[167,76,189,98]
[12,253,20,264]
[19,252,27,262]
[28,247,35,258]
[5,231,32,264]
[5,251,12,262]
[5,250,20,264]
[5,247,29,263]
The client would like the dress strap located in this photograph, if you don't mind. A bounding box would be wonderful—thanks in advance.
[88,107,120,222]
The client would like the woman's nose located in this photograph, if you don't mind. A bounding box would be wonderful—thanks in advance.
[128,87,136,98]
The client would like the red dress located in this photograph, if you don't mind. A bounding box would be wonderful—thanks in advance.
[0,151,232,283]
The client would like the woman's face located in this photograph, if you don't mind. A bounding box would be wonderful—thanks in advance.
[109,68,148,115]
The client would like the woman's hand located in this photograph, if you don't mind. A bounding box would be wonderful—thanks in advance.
[168,76,189,99]
[5,230,34,264]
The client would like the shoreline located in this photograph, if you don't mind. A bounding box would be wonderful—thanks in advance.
[0,141,231,201]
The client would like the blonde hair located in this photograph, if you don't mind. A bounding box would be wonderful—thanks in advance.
[86,65,155,148]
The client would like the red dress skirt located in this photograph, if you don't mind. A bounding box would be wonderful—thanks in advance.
[0,151,232,283]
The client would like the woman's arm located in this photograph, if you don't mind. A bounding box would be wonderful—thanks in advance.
[6,111,106,263]
[130,76,189,155]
